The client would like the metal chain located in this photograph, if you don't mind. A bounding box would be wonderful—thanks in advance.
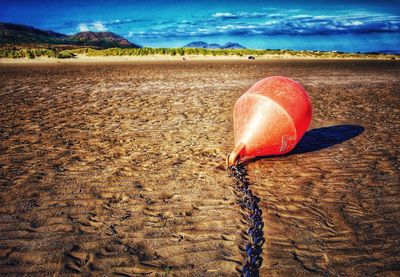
[229,164,265,277]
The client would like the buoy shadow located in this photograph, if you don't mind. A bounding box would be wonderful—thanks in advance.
[290,124,364,155]
[242,124,364,165]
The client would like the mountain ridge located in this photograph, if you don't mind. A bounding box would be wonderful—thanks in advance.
[184,41,246,49]
[0,22,140,48]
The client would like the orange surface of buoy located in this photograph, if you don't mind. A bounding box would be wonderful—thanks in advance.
[227,76,312,166]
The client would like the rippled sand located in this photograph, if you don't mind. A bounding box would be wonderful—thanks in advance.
[0,59,399,276]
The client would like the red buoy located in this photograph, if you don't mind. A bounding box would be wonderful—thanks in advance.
[227,76,312,166]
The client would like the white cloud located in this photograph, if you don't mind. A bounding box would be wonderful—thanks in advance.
[92,21,107,31]
[292,15,312,19]
[77,21,108,32]
[78,23,89,32]
[268,13,282,18]
[212,12,266,19]
[350,20,363,26]
[213,12,236,18]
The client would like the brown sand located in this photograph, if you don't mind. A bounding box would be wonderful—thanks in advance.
[0,59,399,276]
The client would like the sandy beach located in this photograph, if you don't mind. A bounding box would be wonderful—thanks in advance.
[0,59,399,276]
[0,54,397,65]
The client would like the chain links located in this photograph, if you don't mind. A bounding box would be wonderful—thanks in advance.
[229,165,265,277]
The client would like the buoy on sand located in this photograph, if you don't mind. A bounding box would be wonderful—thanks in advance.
[227,76,312,166]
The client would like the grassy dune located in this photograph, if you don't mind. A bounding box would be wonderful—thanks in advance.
[0,48,76,59]
[0,46,398,59]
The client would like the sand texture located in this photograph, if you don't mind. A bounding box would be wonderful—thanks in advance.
[0,59,399,276]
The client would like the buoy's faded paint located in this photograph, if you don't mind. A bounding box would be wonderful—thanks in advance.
[227,76,312,166]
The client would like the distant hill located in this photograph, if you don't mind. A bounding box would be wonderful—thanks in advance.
[184,41,246,49]
[221,42,246,49]
[184,41,209,48]
[69,31,138,48]
[0,22,140,48]
[0,22,67,44]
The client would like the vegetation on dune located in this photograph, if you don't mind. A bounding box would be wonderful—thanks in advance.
[81,47,398,59]
[0,46,398,60]
[0,47,76,59]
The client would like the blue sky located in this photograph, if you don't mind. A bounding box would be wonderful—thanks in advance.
[1,0,399,52]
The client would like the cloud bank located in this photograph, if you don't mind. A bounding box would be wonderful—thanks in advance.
[71,9,399,51]
[125,10,400,39]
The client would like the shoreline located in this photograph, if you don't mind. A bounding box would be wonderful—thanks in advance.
[1,54,398,64]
